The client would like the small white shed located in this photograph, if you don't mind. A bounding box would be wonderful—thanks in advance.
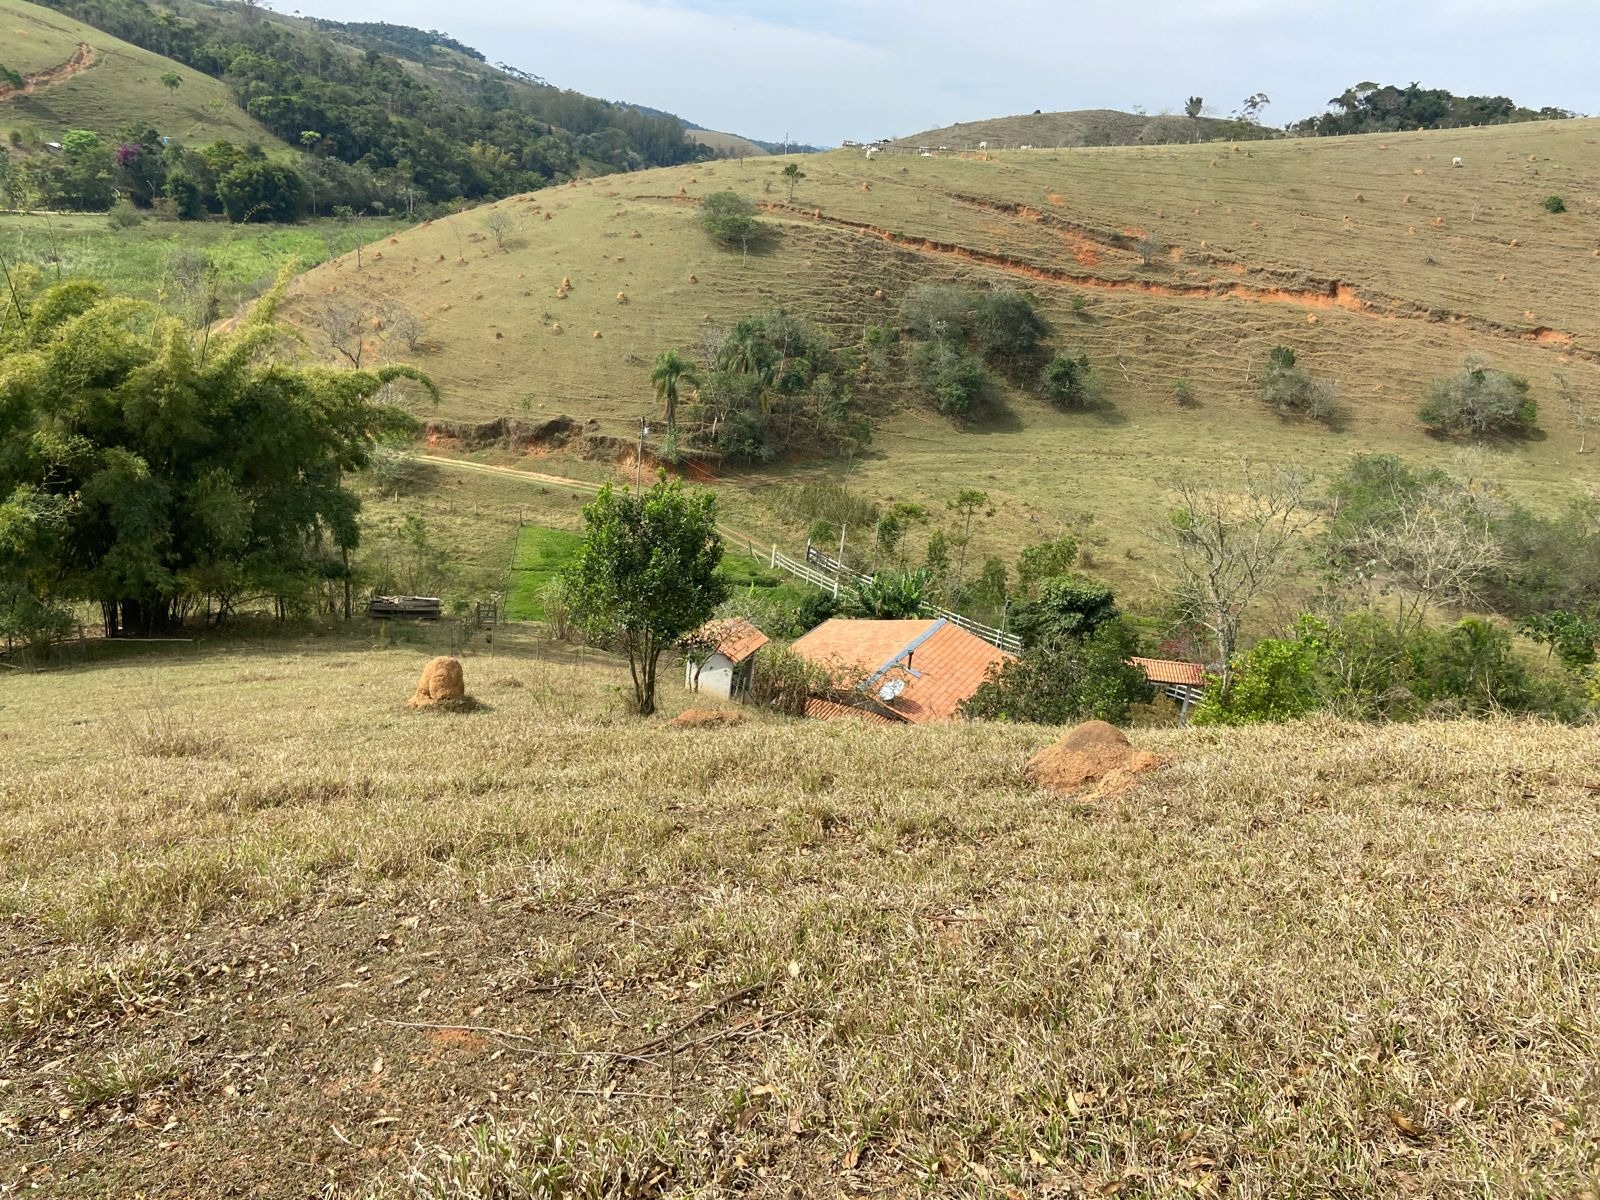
[684,617,769,701]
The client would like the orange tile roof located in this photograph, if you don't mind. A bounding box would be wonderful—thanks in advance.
[791,618,1012,724]
[803,698,901,726]
[1132,657,1207,686]
[692,617,769,664]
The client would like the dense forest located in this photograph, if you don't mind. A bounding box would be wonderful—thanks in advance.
[1292,82,1576,135]
[22,0,708,214]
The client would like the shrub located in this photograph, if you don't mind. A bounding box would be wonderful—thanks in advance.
[1171,378,1196,407]
[1259,345,1339,424]
[1542,194,1567,214]
[1010,575,1119,649]
[909,339,988,418]
[106,197,144,230]
[1192,634,1321,726]
[1419,358,1537,437]
[899,285,974,342]
[962,619,1151,724]
[970,289,1047,363]
[748,645,840,716]
[1038,352,1103,410]
[699,190,761,252]
[846,568,931,619]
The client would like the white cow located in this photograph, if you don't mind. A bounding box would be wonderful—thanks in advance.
[1452,156,1464,168]
[978,141,988,150]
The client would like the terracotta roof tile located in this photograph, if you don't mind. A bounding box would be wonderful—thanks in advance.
[691,617,769,664]
[803,698,901,726]
[791,618,1012,724]
[1132,657,1207,686]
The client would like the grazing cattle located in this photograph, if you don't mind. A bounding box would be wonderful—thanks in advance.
[1452,156,1464,168]
[978,141,988,150]
[865,146,880,159]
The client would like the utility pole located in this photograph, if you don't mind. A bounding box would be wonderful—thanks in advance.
[834,523,847,596]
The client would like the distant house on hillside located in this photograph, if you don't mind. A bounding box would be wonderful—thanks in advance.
[1132,657,1208,720]
[790,617,1012,725]
[683,617,768,701]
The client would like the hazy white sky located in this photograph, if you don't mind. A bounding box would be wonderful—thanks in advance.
[284,0,1597,145]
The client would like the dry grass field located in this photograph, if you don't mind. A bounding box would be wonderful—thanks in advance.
[2,633,1598,1197]
[0,0,280,147]
[283,119,1600,594]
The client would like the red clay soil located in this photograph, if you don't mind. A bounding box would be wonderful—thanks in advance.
[0,43,97,102]
[708,197,1595,362]
[670,708,748,728]
[1024,720,1166,798]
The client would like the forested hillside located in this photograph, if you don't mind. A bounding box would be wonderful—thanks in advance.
[15,0,709,214]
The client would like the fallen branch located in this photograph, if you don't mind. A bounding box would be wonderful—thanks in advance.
[623,981,770,1057]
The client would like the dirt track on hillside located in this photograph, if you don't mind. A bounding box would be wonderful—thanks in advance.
[0,42,97,102]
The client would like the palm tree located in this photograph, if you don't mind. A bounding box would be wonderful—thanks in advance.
[650,349,699,431]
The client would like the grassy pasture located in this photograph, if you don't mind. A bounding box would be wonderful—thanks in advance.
[282,118,1600,602]
[0,635,1596,1195]
[0,0,278,147]
[505,524,583,619]
[0,210,410,306]
[688,128,771,157]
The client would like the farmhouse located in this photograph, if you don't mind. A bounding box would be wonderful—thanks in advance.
[1132,656,1208,719]
[790,617,1012,724]
[683,617,768,700]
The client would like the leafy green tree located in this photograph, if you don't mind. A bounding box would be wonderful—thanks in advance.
[1191,632,1321,726]
[781,162,805,202]
[948,489,990,582]
[1011,576,1120,648]
[971,290,1047,364]
[565,477,729,715]
[1419,358,1537,438]
[963,619,1150,724]
[1518,611,1599,668]
[700,190,761,254]
[650,349,699,431]
[1016,536,1078,597]
[1184,96,1204,119]
[160,71,182,90]
[1039,352,1103,409]
[217,159,310,223]
[0,276,431,638]
[909,340,988,418]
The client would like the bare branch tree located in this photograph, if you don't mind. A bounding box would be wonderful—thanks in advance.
[384,303,428,353]
[1152,464,1315,680]
[1554,371,1593,455]
[1327,470,1507,632]
[311,299,371,368]
[481,209,513,252]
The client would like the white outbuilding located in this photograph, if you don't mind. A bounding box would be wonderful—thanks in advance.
[683,617,769,701]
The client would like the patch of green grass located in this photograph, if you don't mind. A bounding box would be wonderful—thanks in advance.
[0,212,409,307]
[505,525,583,620]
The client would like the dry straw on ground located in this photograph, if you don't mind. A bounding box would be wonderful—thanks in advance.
[1,630,1596,1197]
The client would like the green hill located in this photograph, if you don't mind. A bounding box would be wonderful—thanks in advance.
[23,0,710,212]
[283,118,1600,599]
[0,0,279,147]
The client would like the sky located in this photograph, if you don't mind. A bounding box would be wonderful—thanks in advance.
[282,0,1598,145]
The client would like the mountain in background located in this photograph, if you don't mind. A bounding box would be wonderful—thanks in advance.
[16,0,713,215]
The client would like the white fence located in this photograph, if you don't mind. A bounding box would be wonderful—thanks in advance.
[768,545,1023,655]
